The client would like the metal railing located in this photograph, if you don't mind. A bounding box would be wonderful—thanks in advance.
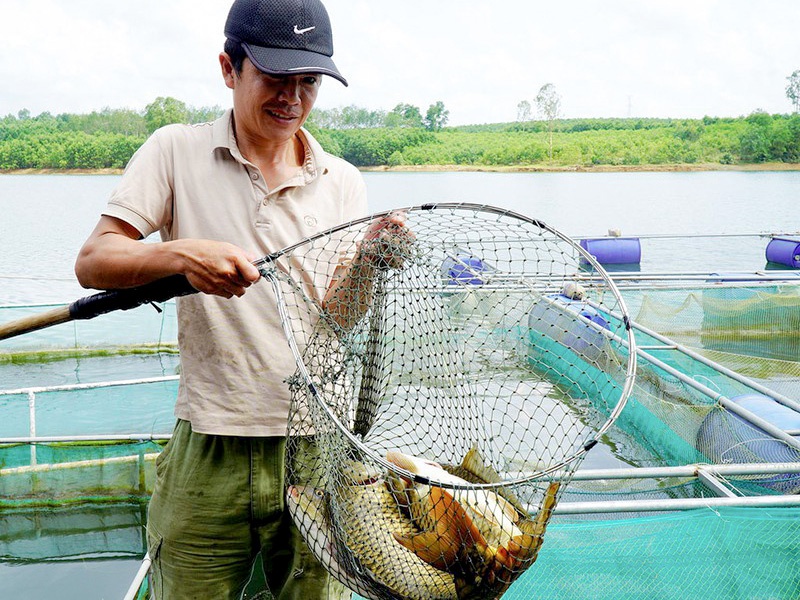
[0,376,178,465]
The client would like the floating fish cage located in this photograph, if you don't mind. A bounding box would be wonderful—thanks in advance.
[579,231,800,271]
[4,211,800,600]
[0,301,180,598]
[526,291,800,490]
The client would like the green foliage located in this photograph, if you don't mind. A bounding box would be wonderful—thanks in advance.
[1,101,798,171]
[144,97,189,133]
[329,128,435,166]
[424,101,449,131]
[0,129,144,170]
[187,105,225,124]
[0,98,221,170]
[786,70,800,113]
[310,105,386,129]
[534,84,562,160]
[386,103,424,128]
[302,120,342,157]
[740,112,800,162]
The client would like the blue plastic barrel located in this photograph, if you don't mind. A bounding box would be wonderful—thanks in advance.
[441,253,491,286]
[696,393,800,493]
[765,237,800,268]
[580,238,641,265]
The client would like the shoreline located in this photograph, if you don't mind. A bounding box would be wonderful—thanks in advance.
[1,162,799,176]
[360,162,800,173]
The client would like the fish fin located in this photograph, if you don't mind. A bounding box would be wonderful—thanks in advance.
[392,530,455,571]
[461,445,501,484]
[537,481,561,525]
[507,482,561,564]
[461,446,527,516]
[429,486,488,550]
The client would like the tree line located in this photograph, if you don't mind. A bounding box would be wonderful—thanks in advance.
[1,97,799,170]
[0,98,223,170]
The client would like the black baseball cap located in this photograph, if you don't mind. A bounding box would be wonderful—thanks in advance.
[224,0,348,86]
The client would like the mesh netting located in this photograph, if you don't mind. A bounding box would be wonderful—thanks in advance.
[508,506,800,600]
[1,374,176,506]
[629,284,800,361]
[552,284,800,493]
[259,204,636,600]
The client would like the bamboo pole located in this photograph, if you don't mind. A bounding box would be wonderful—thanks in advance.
[0,274,195,341]
[0,305,72,339]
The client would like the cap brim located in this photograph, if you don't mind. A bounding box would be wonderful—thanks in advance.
[243,43,348,86]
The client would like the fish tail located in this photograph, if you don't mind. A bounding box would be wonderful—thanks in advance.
[507,481,561,565]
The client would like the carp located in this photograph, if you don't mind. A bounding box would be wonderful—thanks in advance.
[287,461,457,600]
[385,449,560,599]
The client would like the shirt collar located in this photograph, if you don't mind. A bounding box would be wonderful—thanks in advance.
[212,108,328,184]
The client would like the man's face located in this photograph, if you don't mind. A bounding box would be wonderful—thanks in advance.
[222,55,321,144]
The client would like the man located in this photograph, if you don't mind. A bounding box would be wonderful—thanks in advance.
[74,0,407,597]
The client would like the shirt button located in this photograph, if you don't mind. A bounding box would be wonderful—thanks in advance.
[263,196,269,206]
[251,172,259,181]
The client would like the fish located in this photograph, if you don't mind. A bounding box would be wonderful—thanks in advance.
[287,484,381,600]
[385,449,561,600]
[288,461,458,600]
[445,446,527,516]
[386,450,523,550]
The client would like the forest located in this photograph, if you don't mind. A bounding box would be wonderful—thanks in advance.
[0,96,798,171]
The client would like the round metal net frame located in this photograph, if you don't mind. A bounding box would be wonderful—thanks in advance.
[259,203,637,600]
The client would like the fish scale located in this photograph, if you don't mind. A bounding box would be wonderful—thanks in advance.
[331,478,458,600]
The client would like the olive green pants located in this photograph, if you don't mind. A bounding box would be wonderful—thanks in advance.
[146,419,349,600]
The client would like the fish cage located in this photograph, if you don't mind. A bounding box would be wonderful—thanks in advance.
[0,301,180,598]
[3,314,800,600]
[4,224,800,599]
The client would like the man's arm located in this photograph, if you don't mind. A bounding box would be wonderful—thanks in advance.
[74,215,261,298]
[323,211,414,330]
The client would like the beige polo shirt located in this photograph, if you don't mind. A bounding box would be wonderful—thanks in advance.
[103,109,367,436]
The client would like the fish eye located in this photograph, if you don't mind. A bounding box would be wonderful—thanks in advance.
[313,488,324,499]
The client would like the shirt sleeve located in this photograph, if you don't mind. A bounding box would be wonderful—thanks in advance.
[103,127,176,240]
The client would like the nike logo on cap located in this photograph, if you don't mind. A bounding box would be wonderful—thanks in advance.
[294,25,316,34]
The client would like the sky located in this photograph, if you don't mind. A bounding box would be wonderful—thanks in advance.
[1,0,799,126]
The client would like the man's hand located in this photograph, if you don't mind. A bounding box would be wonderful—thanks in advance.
[322,211,416,330]
[175,239,261,299]
[75,215,261,299]
[358,211,416,270]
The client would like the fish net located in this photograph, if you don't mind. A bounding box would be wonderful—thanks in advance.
[260,203,636,600]
[580,284,800,490]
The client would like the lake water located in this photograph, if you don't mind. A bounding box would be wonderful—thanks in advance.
[1,170,800,598]
[1,170,800,304]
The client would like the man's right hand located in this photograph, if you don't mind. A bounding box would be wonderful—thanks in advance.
[176,239,261,298]
[75,215,261,298]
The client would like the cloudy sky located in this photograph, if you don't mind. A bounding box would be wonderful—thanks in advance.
[2,0,799,126]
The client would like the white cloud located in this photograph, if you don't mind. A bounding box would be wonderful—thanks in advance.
[1,0,799,124]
